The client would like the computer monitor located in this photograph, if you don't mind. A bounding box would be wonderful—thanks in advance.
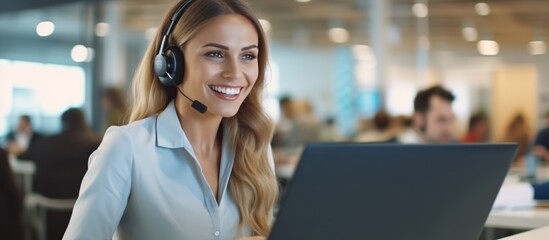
[269,143,517,240]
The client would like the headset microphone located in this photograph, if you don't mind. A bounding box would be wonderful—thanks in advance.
[165,72,208,114]
[177,88,208,114]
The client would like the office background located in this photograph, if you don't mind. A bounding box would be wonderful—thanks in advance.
[1,0,548,140]
[1,1,549,239]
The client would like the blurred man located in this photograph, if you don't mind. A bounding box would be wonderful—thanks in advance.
[399,86,456,144]
[6,115,42,160]
[32,108,101,240]
[533,111,549,161]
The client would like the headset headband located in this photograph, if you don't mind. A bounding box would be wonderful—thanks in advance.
[157,0,194,56]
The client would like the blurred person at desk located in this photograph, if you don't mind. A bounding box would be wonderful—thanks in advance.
[6,115,43,160]
[398,85,456,144]
[272,96,299,148]
[532,111,549,162]
[503,113,530,163]
[64,0,278,239]
[0,147,25,240]
[461,112,490,143]
[528,111,549,204]
[271,97,323,177]
[272,96,301,165]
[31,108,101,240]
[355,109,396,143]
[293,100,321,144]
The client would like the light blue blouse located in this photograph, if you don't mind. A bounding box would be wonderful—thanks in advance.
[64,101,273,240]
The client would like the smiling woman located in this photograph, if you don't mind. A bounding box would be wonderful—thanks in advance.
[63,0,278,240]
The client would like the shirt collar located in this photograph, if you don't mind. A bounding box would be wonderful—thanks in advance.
[155,100,235,155]
[156,100,194,150]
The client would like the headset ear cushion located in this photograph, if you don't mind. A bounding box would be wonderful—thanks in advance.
[154,54,169,84]
[164,46,185,86]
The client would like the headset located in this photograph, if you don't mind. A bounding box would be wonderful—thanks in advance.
[153,0,207,113]
[154,0,192,87]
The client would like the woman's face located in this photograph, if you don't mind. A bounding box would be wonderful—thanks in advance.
[181,14,259,117]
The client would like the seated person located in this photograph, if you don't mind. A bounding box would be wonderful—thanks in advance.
[461,113,489,143]
[398,86,456,144]
[32,108,101,240]
[503,114,530,163]
[6,115,43,160]
[533,111,549,162]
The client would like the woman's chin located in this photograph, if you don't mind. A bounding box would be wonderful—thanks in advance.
[216,108,239,118]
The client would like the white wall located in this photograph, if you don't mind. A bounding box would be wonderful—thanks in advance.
[270,42,338,120]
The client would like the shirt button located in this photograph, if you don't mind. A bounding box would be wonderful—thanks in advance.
[214,231,220,236]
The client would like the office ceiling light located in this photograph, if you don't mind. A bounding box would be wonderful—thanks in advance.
[528,41,547,55]
[95,22,110,37]
[36,21,55,37]
[296,0,311,2]
[475,2,490,16]
[145,27,158,40]
[462,27,478,42]
[71,45,88,62]
[259,19,271,33]
[412,3,428,18]
[477,40,499,55]
[328,27,349,43]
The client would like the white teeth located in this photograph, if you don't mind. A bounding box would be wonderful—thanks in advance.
[211,86,241,95]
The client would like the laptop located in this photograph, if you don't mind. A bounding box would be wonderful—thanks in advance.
[269,143,517,240]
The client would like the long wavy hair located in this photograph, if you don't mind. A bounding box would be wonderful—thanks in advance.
[128,0,278,236]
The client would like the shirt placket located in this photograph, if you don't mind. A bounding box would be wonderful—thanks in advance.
[205,196,222,240]
[189,150,224,240]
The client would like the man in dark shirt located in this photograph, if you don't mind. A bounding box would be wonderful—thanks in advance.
[533,111,549,161]
[32,108,101,240]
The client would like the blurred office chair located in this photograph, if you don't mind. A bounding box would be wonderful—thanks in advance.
[26,194,76,240]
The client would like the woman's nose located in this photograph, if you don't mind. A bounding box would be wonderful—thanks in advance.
[221,58,243,80]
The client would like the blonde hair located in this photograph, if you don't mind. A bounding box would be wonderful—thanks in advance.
[128,0,278,236]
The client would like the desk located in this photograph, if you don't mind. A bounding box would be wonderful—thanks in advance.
[487,209,549,229]
[9,155,36,194]
[486,177,549,231]
[508,165,549,182]
[500,225,549,239]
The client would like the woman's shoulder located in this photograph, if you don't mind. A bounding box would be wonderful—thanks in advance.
[102,116,157,145]
[113,116,156,133]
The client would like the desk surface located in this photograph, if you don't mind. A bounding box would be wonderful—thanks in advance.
[486,176,549,229]
[487,209,549,229]
[500,225,549,240]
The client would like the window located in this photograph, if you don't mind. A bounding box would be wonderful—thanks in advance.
[0,59,85,137]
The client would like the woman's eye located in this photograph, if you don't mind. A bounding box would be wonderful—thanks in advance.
[206,51,224,58]
[241,54,257,61]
